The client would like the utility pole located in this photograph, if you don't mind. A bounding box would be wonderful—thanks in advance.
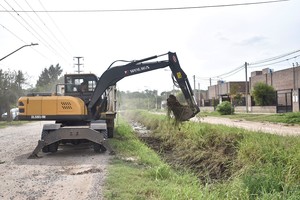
[193,75,196,94]
[198,82,201,107]
[73,56,84,74]
[245,62,248,113]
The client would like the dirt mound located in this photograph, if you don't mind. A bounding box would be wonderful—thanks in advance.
[167,95,194,122]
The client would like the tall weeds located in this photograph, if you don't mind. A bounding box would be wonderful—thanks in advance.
[122,110,300,199]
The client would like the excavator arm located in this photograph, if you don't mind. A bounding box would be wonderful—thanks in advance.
[88,52,200,121]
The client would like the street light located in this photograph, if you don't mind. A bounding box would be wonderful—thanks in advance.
[0,43,38,62]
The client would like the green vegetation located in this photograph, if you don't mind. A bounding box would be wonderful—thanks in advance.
[0,69,26,120]
[105,117,203,199]
[216,101,234,115]
[35,64,63,92]
[106,110,300,199]
[0,65,63,120]
[252,82,276,106]
[0,121,27,128]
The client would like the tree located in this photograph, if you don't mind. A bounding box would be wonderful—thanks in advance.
[232,93,244,106]
[252,82,276,106]
[36,64,63,92]
[0,69,26,121]
[15,70,26,90]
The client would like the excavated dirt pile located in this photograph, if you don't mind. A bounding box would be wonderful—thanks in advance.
[166,95,194,122]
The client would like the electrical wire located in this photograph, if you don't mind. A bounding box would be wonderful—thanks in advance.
[2,0,68,62]
[248,54,300,68]
[38,0,74,52]
[220,65,245,79]
[0,0,289,13]
[25,0,73,57]
[210,64,245,79]
[249,49,300,65]
[10,0,60,53]
[204,49,300,81]
[0,23,52,62]
[0,23,26,43]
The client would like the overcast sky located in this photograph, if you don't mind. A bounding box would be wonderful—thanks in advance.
[0,0,299,93]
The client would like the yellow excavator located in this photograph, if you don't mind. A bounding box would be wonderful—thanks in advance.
[18,52,200,158]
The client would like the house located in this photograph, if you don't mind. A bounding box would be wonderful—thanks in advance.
[200,64,300,113]
[250,66,300,112]
[206,81,248,106]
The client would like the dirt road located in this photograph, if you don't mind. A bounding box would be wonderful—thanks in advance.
[0,121,111,200]
[198,116,300,136]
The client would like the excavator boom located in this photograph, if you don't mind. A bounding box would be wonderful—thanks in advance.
[89,52,200,121]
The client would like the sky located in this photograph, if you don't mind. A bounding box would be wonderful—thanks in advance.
[0,0,300,94]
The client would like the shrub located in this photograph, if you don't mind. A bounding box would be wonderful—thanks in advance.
[217,101,234,115]
[252,82,276,106]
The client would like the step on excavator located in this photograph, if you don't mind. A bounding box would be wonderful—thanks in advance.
[18,52,200,158]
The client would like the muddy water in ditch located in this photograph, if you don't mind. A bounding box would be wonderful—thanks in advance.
[130,121,235,183]
[130,121,163,152]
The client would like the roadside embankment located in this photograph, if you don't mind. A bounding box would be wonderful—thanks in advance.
[113,110,300,199]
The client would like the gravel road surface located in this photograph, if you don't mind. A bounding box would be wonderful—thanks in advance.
[198,116,300,136]
[0,121,111,200]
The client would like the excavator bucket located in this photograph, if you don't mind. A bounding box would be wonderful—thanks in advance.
[167,95,197,121]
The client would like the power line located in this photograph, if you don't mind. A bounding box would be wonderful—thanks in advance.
[25,0,73,57]
[0,0,289,13]
[0,23,26,43]
[10,0,59,50]
[209,49,300,80]
[220,66,245,79]
[249,49,300,65]
[195,76,219,81]
[0,3,37,41]
[2,1,59,57]
[38,0,74,52]
[2,0,68,62]
[248,54,300,68]
[0,23,54,62]
[210,64,245,79]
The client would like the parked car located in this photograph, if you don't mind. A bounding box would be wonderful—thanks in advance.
[1,108,19,120]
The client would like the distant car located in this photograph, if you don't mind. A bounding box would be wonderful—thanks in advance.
[1,108,19,120]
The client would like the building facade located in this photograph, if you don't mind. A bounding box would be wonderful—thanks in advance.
[202,64,300,113]
[250,66,300,112]
[207,81,248,106]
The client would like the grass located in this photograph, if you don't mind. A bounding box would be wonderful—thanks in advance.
[106,110,300,199]
[199,111,300,125]
[105,117,204,200]
[0,120,28,128]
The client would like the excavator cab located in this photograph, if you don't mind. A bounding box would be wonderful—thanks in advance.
[63,73,98,104]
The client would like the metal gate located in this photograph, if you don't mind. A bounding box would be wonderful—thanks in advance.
[276,90,292,113]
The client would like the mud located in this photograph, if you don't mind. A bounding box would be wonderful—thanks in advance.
[131,121,162,151]
[167,94,193,122]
